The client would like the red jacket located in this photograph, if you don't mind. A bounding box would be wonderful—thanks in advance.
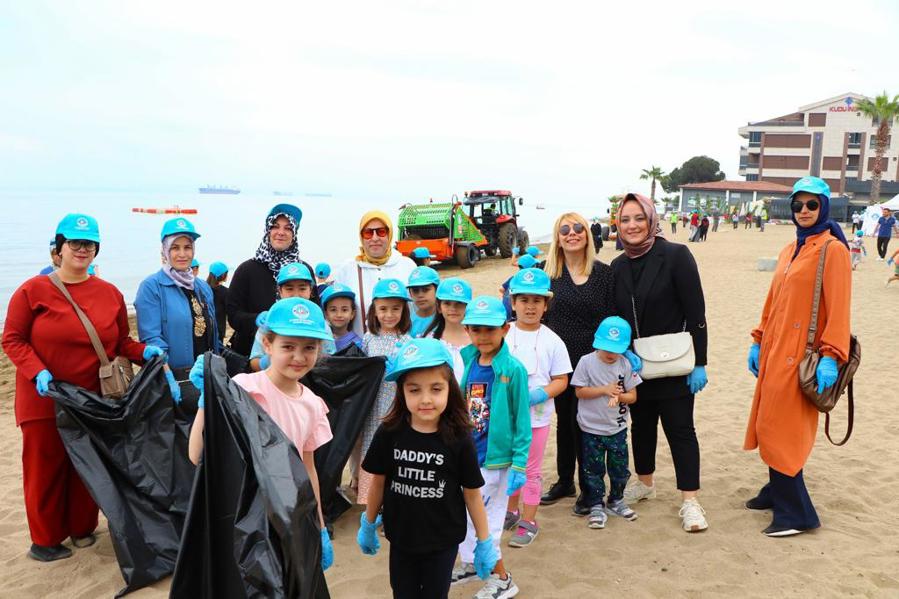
[2,275,146,425]
[690,213,699,226]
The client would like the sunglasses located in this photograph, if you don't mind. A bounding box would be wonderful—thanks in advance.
[361,227,389,240]
[65,239,97,252]
[559,223,585,235]
[790,199,820,213]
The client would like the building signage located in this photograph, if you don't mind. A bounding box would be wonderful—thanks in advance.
[828,97,858,113]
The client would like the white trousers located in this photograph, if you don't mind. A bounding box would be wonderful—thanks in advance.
[459,467,509,563]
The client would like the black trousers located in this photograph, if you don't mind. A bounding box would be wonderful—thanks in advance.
[754,468,820,530]
[554,385,585,491]
[670,223,677,234]
[629,393,700,491]
[877,236,890,259]
[389,544,457,599]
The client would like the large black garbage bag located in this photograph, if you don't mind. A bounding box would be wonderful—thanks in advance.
[49,356,194,597]
[170,353,330,599]
[302,354,386,523]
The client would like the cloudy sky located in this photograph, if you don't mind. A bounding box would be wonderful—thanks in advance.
[1,0,896,204]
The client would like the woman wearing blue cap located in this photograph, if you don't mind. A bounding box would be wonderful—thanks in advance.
[226,204,318,356]
[743,176,851,537]
[206,262,230,344]
[135,217,221,409]
[3,214,164,562]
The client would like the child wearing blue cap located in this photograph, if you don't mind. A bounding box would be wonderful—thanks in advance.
[187,297,335,572]
[500,254,541,320]
[356,338,497,597]
[410,246,434,267]
[503,269,572,549]
[570,316,642,529]
[314,262,332,296]
[356,279,413,504]
[848,230,866,270]
[423,277,473,382]
[320,283,364,354]
[206,262,230,344]
[407,266,441,338]
[451,296,530,598]
[190,259,200,277]
[248,262,315,371]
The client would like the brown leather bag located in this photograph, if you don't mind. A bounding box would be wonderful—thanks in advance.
[49,272,134,399]
[797,239,861,445]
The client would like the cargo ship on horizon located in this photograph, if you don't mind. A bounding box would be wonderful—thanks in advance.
[198,185,240,194]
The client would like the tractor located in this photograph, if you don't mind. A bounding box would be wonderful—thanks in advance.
[463,190,529,258]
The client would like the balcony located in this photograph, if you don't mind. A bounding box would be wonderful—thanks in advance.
[844,178,899,195]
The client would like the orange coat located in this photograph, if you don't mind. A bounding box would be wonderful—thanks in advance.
[743,231,851,476]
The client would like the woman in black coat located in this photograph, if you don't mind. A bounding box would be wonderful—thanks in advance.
[611,193,710,533]
[226,204,318,355]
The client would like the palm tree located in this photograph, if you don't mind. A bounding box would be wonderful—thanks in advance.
[857,92,899,204]
[640,166,666,201]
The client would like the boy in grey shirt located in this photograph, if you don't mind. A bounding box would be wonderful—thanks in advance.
[571,316,641,529]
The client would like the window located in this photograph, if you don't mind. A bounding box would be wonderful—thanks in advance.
[848,132,862,148]
[846,156,860,170]
[746,174,759,181]
[748,132,762,147]
[870,135,891,149]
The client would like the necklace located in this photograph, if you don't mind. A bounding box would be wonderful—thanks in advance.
[190,294,207,338]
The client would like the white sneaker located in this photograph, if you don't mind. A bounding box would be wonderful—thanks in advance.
[623,480,656,504]
[679,498,709,532]
[473,573,519,599]
[450,562,478,586]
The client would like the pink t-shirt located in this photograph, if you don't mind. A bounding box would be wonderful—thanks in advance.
[232,371,333,453]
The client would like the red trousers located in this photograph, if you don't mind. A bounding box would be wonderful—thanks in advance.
[21,419,98,546]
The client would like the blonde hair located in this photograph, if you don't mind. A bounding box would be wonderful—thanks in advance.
[544,212,595,279]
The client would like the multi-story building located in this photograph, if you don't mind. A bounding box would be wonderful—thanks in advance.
[738,93,899,203]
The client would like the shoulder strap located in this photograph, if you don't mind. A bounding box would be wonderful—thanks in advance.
[356,265,368,334]
[806,239,835,349]
[48,272,111,366]
[825,380,854,446]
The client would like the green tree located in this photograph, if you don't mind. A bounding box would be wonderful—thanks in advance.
[639,166,666,201]
[662,156,726,193]
[857,92,899,204]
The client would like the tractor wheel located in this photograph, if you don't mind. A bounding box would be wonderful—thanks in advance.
[484,246,497,257]
[498,223,517,258]
[455,245,475,269]
[517,230,530,255]
[601,225,610,241]
[470,245,480,264]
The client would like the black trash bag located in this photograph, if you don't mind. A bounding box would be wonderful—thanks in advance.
[170,353,330,599]
[301,354,386,524]
[49,356,195,597]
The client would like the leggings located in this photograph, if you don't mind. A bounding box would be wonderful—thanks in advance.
[629,393,700,491]
[877,236,890,259]
[511,424,551,506]
[389,544,458,599]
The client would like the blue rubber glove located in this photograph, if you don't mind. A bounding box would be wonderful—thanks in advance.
[356,512,381,556]
[142,345,165,361]
[889,257,895,266]
[260,354,271,370]
[473,536,498,580]
[686,365,708,394]
[255,311,269,328]
[320,528,334,571]
[189,355,205,409]
[164,368,182,404]
[34,369,53,396]
[624,349,643,373]
[816,356,838,394]
[506,470,527,496]
[512,247,520,256]
[528,387,549,407]
[748,343,760,377]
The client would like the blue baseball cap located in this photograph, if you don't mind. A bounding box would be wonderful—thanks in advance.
[372,278,411,301]
[209,261,229,277]
[320,283,356,307]
[517,254,538,269]
[790,176,831,200]
[277,262,313,285]
[384,338,455,382]
[87,264,97,276]
[593,316,632,353]
[512,247,520,256]
[436,277,473,303]
[526,245,543,258]
[161,217,201,241]
[263,297,333,341]
[315,262,331,278]
[407,266,440,288]
[855,229,864,237]
[268,203,303,227]
[190,259,200,268]
[56,214,100,243]
[509,268,553,297]
[49,238,56,248]
[462,295,508,327]
[411,247,434,259]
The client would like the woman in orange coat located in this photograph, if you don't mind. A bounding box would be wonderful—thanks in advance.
[743,177,851,537]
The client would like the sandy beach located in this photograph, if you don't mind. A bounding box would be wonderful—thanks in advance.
[1,223,897,598]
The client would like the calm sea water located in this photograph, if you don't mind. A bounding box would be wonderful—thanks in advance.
[0,190,608,323]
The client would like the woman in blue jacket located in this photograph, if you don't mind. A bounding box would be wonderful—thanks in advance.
[135,218,221,410]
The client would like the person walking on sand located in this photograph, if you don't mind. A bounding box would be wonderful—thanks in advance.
[669,211,678,235]
[873,207,897,260]
[744,177,850,537]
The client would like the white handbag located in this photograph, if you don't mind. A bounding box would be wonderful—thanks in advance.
[631,297,695,380]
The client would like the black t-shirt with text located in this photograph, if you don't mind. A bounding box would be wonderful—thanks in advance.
[362,422,484,553]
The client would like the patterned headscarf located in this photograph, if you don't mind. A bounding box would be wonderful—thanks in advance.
[254,212,301,279]
[161,234,196,290]
[618,193,665,259]
[356,210,394,267]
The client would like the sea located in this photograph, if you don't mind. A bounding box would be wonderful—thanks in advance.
[0,190,610,324]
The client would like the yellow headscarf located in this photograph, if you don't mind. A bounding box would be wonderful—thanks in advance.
[356,210,394,266]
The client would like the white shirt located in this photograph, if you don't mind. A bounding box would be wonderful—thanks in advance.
[332,252,417,335]
[506,323,573,428]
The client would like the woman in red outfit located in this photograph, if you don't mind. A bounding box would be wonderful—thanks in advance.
[2,214,162,562]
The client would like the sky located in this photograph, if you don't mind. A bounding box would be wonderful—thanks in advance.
[1,0,897,205]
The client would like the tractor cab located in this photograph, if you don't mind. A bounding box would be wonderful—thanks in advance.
[463,190,528,258]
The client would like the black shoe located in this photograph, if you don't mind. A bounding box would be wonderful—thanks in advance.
[745,496,773,511]
[540,481,576,505]
[71,534,96,548]
[762,524,805,537]
[28,544,73,562]
[572,494,591,516]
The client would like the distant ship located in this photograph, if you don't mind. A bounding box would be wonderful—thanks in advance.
[305,192,332,198]
[273,191,294,197]
[199,186,240,194]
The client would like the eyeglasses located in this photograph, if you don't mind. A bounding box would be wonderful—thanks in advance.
[790,199,820,213]
[559,223,585,235]
[65,239,97,252]
[361,227,389,239]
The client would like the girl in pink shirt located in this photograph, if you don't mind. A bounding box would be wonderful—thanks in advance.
[188,297,335,571]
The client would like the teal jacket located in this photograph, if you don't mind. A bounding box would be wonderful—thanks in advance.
[461,341,532,473]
